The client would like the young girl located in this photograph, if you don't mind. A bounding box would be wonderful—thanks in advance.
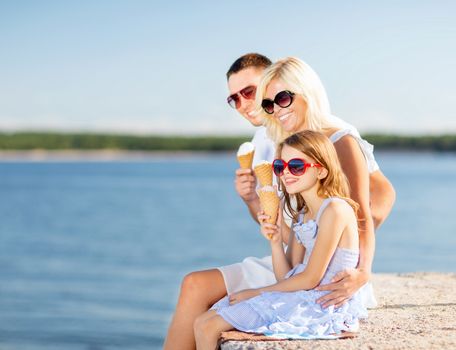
[194,130,368,349]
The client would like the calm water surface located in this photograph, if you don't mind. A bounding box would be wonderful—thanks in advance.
[0,152,455,349]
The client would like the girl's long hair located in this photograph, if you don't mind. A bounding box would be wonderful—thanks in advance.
[277,130,359,222]
[255,57,334,143]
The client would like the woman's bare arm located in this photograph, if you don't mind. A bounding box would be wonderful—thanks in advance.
[316,135,375,307]
[369,170,396,228]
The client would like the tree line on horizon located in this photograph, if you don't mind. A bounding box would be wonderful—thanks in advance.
[0,132,456,152]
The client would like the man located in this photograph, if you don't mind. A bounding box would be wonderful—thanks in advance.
[163,53,275,350]
[226,54,276,221]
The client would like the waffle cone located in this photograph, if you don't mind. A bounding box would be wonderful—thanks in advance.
[254,163,273,187]
[258,189,280,224]
[237,151,254,169]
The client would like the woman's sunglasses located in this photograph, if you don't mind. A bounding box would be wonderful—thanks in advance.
[261,90,295,114]
[272,158,322,176]
[227,85,256,109]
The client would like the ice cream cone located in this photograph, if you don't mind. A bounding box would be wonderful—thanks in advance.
[237,142,255,169]
[258,186,280,225]
[237,152,254,169]
[254,161,273,187]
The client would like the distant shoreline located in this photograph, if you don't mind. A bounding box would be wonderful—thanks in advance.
[1,132,456,153]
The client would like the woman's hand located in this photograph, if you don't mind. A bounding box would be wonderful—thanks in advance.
[315,268,370,308]
[229,289,260,305]
[257,210,282,244]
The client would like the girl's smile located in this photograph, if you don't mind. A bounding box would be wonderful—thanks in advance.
[283,177,299,186]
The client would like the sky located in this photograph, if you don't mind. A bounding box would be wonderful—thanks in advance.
[0,0,455,135]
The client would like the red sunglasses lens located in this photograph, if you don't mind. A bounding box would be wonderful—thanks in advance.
[241,86,256,99]
[288,159,306,175]
[227,95,240,109]
[272,159,285,176]
[273,159,308,176]
[228,86,255,109]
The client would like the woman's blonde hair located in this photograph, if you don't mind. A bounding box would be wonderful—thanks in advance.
[277,130,358,222]
[256,57,333,143]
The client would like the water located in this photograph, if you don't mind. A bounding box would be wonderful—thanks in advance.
[0,152,455,349]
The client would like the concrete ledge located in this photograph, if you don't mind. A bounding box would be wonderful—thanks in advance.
[220,272,456,350]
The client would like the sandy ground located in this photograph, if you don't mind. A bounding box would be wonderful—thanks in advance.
[221,272,456,350]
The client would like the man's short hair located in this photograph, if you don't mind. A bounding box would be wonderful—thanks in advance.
[226,53,272,80]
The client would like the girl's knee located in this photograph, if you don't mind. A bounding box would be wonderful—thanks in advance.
[193,313,204,333]
[194,314,214,337]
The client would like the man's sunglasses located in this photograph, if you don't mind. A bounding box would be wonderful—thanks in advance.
[272,158,322,176]
[261,90,295,114]
[227,85,256,109]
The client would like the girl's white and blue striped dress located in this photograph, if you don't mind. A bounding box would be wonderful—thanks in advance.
[211,197,368,339]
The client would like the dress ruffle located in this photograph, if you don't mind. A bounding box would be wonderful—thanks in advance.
[213,288,367,339]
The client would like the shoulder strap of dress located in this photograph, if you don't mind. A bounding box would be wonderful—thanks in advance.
[329,129,351,144]
[315,197,346,224]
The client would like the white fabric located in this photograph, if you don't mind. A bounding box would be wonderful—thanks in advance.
[327,115,380,173]
[218,256,275,295]
[251,126,276,167]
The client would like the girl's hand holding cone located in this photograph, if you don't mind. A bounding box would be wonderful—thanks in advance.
[257,185,280,225]
[258,206,282,244]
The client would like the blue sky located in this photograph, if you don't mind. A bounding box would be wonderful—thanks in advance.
[0,1,455,135]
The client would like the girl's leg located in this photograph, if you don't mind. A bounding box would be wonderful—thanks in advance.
[194,311,233,350]
[163,269,227,350]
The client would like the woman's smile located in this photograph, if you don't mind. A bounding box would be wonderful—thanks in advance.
[278,111,293,122]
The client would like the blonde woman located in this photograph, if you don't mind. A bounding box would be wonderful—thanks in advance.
[255,57,395,308]
[195,131,368,348]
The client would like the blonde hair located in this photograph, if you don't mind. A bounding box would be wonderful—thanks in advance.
[256,57,334,143]
[276,130,358,222]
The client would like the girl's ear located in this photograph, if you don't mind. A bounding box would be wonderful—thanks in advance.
[318,167,328,180]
